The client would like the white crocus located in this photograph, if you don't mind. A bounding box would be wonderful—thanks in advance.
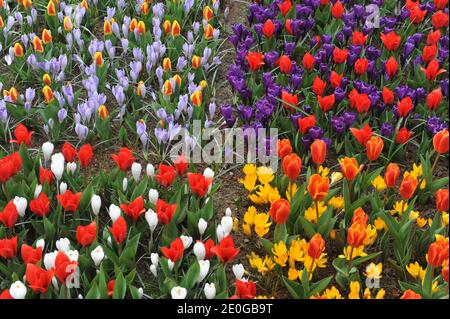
[44,251,58,270]
[146,163,155,177]
[145,209,158,232]
[66,162,77,174]
[193,242,206,261]
[204,283,216,299]
[35,238,45,249]
[216,224,225,242]
[9,281,27,299]
[198,218,207,236]
[171,286,187,299]
[34,184,42,198]
[90,246,105,266]
[59,182,67,194]
[50,153,65,181]
[108,204,121,222]
[122,177,128,192]
[42,142,54,163]
[131,162,142,182]
[221,216,233,235]
[168,260,175,271]
[55,238,70,251]
[197,260,210,283]
[148,189,159,204]
[13,196,27,217]
[90,195,101,215]
[225,208,232,217]
[150,264,157,277]
[232,264,245,279]
[180,235,193,249]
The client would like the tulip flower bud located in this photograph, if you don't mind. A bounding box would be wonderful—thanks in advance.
[180,235,193,249]
[146,163,155,177]
[221,216,233,234]
[216,225,225,242]
[168,260,175,271]
[66,162,77,174]
[145,209,158,232]
[34,184,42,198]
[122,177,128,192]
[150,253,159,266]
[193,242,206,261]
[56,238,71,251]
[59,182,67,194]
[148,189,159,205]
[198,260,210,283]
[171,286,187,299]
[131,162,142,182]
[90,245,105,267]
[13,196,27,217]
[108,204,121,222]
[150,264,157,277]
[35,238,45,249]
[90,195,101,215]
[198,218,207,235]
[42,141,54,163]
[204,283,216,299]
[225,207,232,217]
[9,281,27,299]
[232,264,245,279]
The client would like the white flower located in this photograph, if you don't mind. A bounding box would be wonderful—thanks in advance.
[9,281,27,299]
[66,162,77,174]
[13,196,27,217]
[42,142,54,163]
[138,288,144,298]
[44,251,58,270]
[180,235,193,249]
[193,242,206,261]
[35,238,45,249]
[91,246,105,266]
[232,264,245,279]
[90,195,101,215]
[221,216,233,234]
[131,162,142,182]
[108,204,121,222]
[198,218,207,235]
[150,264,157,277]
[78,294,83,299]
[51,152,65,164]
[34,184,42,198]
[198,260,210,283]
[150,253,159,266]
[148,189,159,204]
[65,250,79,262]
[56,238,71,251]
[203,167,214,179]
[225,208,232,217]
[168,260,175,271]
[216,224,225,242]
[146,163,155,177]
[204,283,216,299]
[51,153,65,180]
[59,182,67,194]
[171,286,187,299]
[122,177,128,192]
[145,209,158,232]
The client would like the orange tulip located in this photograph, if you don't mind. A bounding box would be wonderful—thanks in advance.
[171,20,181,37]
[42,86,54,103]
[269,198,290,224]
[384,163,400,188]
[141,2,149,15]
[365,136,384,161]
[311,139,326,165]
[190,90,203,107]
[104,20,112,35]
[282,153,302,181]
[339,157,362,181]
[277,139,292,159]
[163,58,172,72]
[173,75,182,87]
[351,208,369,225]
[427,237,449,268]
[308,234,325,259]
[33,36,44,53]
[97,105,109,120]
[307,174,329,201]
[43,74,52,86]
[47,0,56,16]
[347,220,367,248]
[203,6,214,21]
[14,43,24,57]
[163,80,173,96]
[94,51,103,66]
[163,20,172,34]
[436,189,449,212]
[137,21,146,34]
[63,16,73,31]
[204,24,214,39]
[129,18,137,32]
[399,175,418,200]
[433,129,449,154]
[192,55,201,69]
[42,29,52,44]
[400,290,422,299]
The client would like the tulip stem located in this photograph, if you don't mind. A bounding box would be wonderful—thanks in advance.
[431,152,440,177]
[348,246,354,275]
[315,200,320,224]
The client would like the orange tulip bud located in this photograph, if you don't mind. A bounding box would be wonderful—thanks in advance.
[311,139,326,165]
[173,75,182,87]
[80,0,88,10]
[104,20,112,36]
[433,129,449,154]
[203,6,214,21]
[163,20,171,34]
[141,2,149,15]
[14,43,24,57]
[171,20,181,37]
[277,139,292,159]
[365,136,384,161]
[192,55,201,69]
[351,208,369,225]
[42,29,52,44]
[129,18,138,32]
[308,174,330,201]
[163,58,172,72]
[436,189,449,212]
[43,74,52,86]
[384,163,400,188]
[339,157,362,181]
[308,233,325,259]
[47,0,56,16]
[94,51,103,66]
[163,80,173,96]
[4,87,18,103]
[137,81,146,97]
[347,220,367,248]
[204,24,214,39]
[400,290,422,299]
[42,86,54,103]
[97,105,109,120]
[137,21,146,34]
[269,198,290,224]
[427,237,449,268]
[399,175,418,200]
[190,90,203,107]
[63,16,73,31]
[33,36,44,53]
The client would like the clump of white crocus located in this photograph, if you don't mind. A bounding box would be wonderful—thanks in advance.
[131,162,142,182]
[90,194,101,215]
[50,153,65,181]
[193,242,205,261]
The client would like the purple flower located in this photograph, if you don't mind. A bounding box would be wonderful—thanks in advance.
[380,123,394,137]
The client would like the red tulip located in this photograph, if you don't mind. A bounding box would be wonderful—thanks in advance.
[173,154,189,176]
[0,289,13,299]
[281,90,298,110]
[302,52,315,71]
[318,94,335,112]
[110,216,127,244]
[354,58,368,75]
[10,124,33,146]
[161,237,184,262]
[311,139,327,165]
[399,175,418,200]
[350,124,373,146]
[25,263,53,294]
[56,190,82,213]
[333,47,348,64]
[380,31,401,51]
[384,163,400,188]
[427,237,449,268]
[431,10,449,29]
[436,189,449,212]
[0,236,17,259]
[54,251,78,284]
[427,30,441,45]
[409,5,426,24]
[395,127,412,144]
[282,153,302,181]
[421,59,446,81]
[308,174,329,201]
[340,157,362,181]
[245,52,264,71]
[312,76,326,96]
[298,115,316,134]
[203,239,215,260]
[385,56,398,78]
[351,208,369,225]
[278,55,292,74]
[331,0,344,19]
[62,142,78,162]
[156,199,177,224]
[434,0,448,10]
[329,71,342,88]
[76,221,97,247]
[427,88,442,110]
[308,233,325,259]
[120,196,146,221]
[78,144,94,168]
[30,192,51,217]
[349,90,371,113]
[211,235,240,263]
[188,173,212,198]
[39,167,53,185]
[347,220,367,248]
[155,163,176,187]
[352,31,368,46]
[397,97,414,117]
[382,86,395,105]
[277,139,292,159]
[233,279,256,299]
[433,129,449,154]
[400,290,422,299]
[277,0,293,16]
[0,201,18,229]
[365,136,384,161]
[0,152,22,184]
[269,198,290,224]
[112,147,135,171]
[21,244,43,264]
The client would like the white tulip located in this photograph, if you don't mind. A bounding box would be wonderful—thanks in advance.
[59,182,67,194]
[91,246,105,266]
[221,216,233,234]
[66,162,77,174]
[108,204,121,222]
[44,251,58,270]
[148,189,159,204]
[168,260,175,271]
[193,242,205,261]
[9,281,27,299]
[198,260,210,283]
[180,235,193,249]
[225,208,232,217]
[150,264,157,277]
[122,177,128,192]
[131,162,142,182]
[204,283,216,299]
[146,163,155,177]
[198,218,207,235]
[13,196,27,217]
[42,142,54,163]
[90,195,101,215]
[35,238,45,249]
[171,286,187,299]
[150,253,159,266]
[34,184,42,198]
[145,209,158,232]
[216,224,225,242]
[232,264,245,279]
[56,238,71,251]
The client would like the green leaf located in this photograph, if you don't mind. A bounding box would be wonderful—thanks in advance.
[181,261,200,291]
[309,276,333,297]
[112,272,127,299]
[282,276,304,299]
